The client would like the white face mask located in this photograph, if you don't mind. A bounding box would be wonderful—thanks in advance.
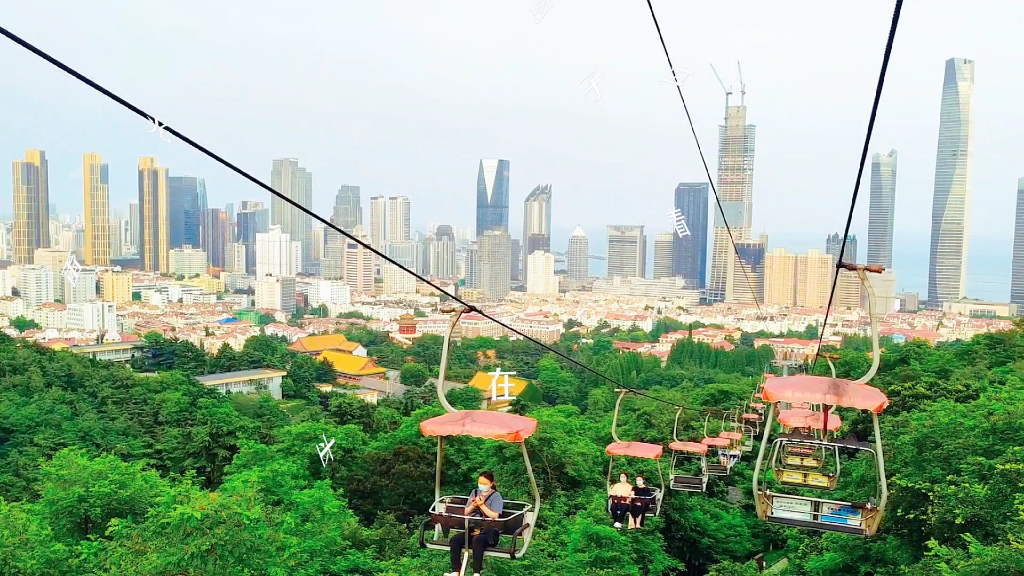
[636,479,645,487]
[619,476,628,483]
[478,484,491,493]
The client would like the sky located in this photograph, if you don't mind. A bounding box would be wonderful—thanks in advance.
[2,0,1023,301]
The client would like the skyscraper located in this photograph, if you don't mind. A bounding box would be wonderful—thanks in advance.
[826,233,857,266]
[567,226,589,282]
[526,252,557,295]
[476,159,510,235]
[1011,178,1024,309]
[764,248,797,307]
[127,201,140,252]
[168,176,202,250]
[255,225,301,278]
[369,195,387,248]
[478,230,511,300]
[333,185,362,232]
[606,225,646,279]
[387,196,411,242]
[928,58,975,304]
[522,184,552,285]
[653,232,674,279]
[236,201,270,275]
[207,208,228,269]
[708,96,756,299]
[271,158,314,271]
[797,249,833,309]
[383,241,417,294]
[12,149,50,264]
[672,183,709,287]
[868,150,898,269]
[430,225,457,279]
[344,225,375,294]
[138,157,169,272]
[83,153,111,267]
[725,234,766,305]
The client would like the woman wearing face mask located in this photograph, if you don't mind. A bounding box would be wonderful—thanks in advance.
[446,471,504,576]
[629,475,653,529]
[608,473,633,529]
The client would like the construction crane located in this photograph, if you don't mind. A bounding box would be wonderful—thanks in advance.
[710,63,732,109]
[737,61,746,106]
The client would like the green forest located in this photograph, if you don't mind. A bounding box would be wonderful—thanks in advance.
[1,317,1023,576]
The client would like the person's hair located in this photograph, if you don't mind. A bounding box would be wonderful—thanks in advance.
[479,471,496,487]
[619,472,629,479]
[635,475,645,482]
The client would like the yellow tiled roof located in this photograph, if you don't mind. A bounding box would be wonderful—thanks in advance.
[318,350,386,376]
[289,333,350,353]
[467,371,529,398]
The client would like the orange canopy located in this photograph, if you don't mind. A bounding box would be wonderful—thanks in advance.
[778,409,843,431]
[762,374,889,413]
[420,410,538,442]
[742,413,761,420]
[606,441,664,460]
[753,393,764,400]
[701,437,731,447]
[750,402,766,410]
[669,441,709,454]
[718,431,743,440]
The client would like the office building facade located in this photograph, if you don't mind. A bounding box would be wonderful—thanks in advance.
[672,182,709,288]
[607,225,646,279]
[270,158,314,271]
[476,159,510,235]
[12,149,50,264]
[84,153,111,267]
[868,150,898,269]
[138,157,169,272]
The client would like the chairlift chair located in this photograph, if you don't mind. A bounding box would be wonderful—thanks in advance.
[417,305,541,564]
[667,407,709,492]
[752,264,891,537]
[606,389,665,517]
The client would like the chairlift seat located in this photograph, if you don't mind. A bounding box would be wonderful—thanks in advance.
[671,475,706,492]
[421,496,534,559]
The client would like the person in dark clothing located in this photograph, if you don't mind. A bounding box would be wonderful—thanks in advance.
[629,475,654,529]
[446,471,504,576]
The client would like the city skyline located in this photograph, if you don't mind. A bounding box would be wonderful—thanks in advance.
[4,1,1024,302]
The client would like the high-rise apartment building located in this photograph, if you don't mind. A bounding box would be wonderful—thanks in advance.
[430,225,457,279]
[236,201,269,275]
[99,270,132,304]
[138,157,169,272]
[464,243,480,289]
[476,159,510,235]
[369,195,387,248]
[12,149,50,264]
[255,275,296,314]
[65,268,97,305]
[169,246,208,277]
[928,58,975,305]
[83,153,111,267]
[826,233,857,266]
[127,201,140,252]
[764,248,797,307]
[1011,178,1024,309]
[797,249,833,309]
[868,150,898,269]
[526,251,558,295]
[567,226,589,282]
[387,196,411,242]
[672,183,709,288]
[653,232,675,279]
[255,225,302,278]
[206,208,228,268]
[270,158,314,272]
[167,176,202,250]
[383,241,417,294]
[478,230,511,300]
[708,98,756,299]
[607,225,646,279]
[522,184,552,285]
[725,234,766,305]
[18,265,54,308]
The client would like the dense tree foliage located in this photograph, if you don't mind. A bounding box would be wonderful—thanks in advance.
[2,319,1023,575]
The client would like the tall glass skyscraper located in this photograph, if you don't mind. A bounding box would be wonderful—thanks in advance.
[928,58,975,304]
[867,150,898,269]
[708,102,756,299]
[476,159,510,236]
[826,232,857,266]
[271,158,314,271]
[333,185,362,232]
[672,182,709,288]
[168,176,201,249]
[1011,178,1024,309]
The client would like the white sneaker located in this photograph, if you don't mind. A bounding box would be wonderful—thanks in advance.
[613,522,622,528]
[443,572,458,576]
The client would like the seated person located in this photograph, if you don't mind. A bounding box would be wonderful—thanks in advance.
[629,476,654,529]
[446,472,504,576]
[608,473,633,529]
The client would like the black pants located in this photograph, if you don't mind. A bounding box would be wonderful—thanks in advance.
[610,501,630,523]
[451,531,490,573]
[630,502,648,527]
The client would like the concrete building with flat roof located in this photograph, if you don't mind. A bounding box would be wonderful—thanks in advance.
[195,368,287,400]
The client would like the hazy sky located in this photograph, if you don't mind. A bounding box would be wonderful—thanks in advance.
[3,1,1023,301]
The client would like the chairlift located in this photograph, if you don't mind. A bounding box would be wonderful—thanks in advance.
[606,389,665,517]
[418,306,540,563]
[752,264,891,537]
[701,413,739,475]
[668,407,709,492]
[769,410,843,489]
